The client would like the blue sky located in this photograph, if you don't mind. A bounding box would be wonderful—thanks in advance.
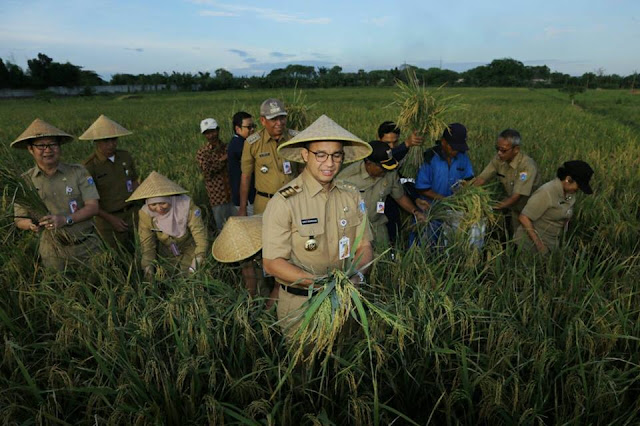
[1,0,638,80]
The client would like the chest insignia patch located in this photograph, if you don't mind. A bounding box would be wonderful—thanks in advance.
[519,172,528,181]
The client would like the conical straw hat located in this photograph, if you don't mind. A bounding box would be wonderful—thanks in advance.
[212,215,263,263]
[126,171,188,202]
[11,118,74,149]
[79,114,132,140]
[277,114,372,163]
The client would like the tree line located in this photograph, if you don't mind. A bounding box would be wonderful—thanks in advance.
[1,53,637,92]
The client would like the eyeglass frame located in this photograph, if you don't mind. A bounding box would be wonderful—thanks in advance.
[30,142,61,151]
[306,148,345,163]
[495,145,515,154]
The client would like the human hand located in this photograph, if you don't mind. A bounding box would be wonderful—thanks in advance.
[39,214,66,230]
[28,221,42,233]
[415,198,430,211]
[143,265,155,281]
[405,131,423,148]
[535,241,548,254]
[109,215,129,232]
[414,211,428,223]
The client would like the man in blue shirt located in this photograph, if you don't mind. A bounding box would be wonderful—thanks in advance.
[415,123,474,203]
[413,123,474,245]
[228,111,256,215]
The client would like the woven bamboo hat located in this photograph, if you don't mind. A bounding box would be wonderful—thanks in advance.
[126,171,188,202]
[277,114,372,163]
[11,118,74,149]
[212,215,263,263]
[79,114,132,141]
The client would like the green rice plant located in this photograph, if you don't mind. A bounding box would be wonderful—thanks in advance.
[393,69,464,177]
[283,83,314,131]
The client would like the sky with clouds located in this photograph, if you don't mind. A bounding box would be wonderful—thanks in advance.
[0,0,638,80]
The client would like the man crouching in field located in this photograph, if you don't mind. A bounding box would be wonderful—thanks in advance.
[12,119,101,271]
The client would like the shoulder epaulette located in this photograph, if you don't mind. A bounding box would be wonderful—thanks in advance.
[246,132,261,145]
[335,180,359,193]
[278,184,302,199]
[288,129,299,137]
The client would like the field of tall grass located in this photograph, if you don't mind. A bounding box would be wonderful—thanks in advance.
[1,87,639,424]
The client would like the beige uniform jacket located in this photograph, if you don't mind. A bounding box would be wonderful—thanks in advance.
[84,149,138,247]
[14,163,100,269]
[138,200,209,270]
[515,178,575,251]
[262,168,372,283]
[337,161,404,245]
[240,127,299,213]
[477,151,540,213]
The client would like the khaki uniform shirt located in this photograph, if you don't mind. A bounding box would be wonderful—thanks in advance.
[262,169,373,284]
[515,178,575,250]
[14,163,100,240]
[337,161,404,243]
[84,149,138,213]
[240,127,299,196]
[138,199,209,270]
[477,151,540,213]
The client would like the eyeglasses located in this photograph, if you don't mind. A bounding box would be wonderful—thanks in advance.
[242,124,257,129]
[31,143,60,151]
[307,149,345,163]
[495,145,514,153]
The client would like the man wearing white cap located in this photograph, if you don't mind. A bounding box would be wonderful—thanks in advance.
[262,115,374,336]
[238,98,299,216]
[196,118,236,231]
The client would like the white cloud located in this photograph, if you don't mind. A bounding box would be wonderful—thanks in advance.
[198,10,238,17]
[542,26,576,39]
[187,0,330,24]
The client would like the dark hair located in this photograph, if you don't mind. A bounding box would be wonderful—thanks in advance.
[377,121,400,139]
[232,111,252,135]
[498,128,521,146]
[556,166,570,180]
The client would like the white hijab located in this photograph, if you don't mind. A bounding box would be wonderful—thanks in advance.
[142,195,191,238]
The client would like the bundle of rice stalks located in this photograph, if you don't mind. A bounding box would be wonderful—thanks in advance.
[394,69,464,177]
[284,84,314,131]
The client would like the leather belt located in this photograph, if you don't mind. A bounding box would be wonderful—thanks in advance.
[256,191,274,199]
[280,283,316,297]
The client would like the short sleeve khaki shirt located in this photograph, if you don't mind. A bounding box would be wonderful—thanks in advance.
[84,149,138,213]
[14,162,99,238]
[240,128,299,195]
[337,161,404,228]
[262,169,372,283]
[518,178,575,249]
[477,151,540,212]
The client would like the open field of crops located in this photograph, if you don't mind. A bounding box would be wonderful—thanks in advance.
[1,87,639,424]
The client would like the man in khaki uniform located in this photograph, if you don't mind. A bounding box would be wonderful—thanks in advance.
[262,115,374,337]
[81,115,139,250]
[516,160,593,254]
[12,119,101,271]
[474,128,540,235]
[337,140,425,248]
[238,98,299,215]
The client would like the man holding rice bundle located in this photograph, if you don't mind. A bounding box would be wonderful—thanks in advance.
[81,114,139,250]
[12,119,101,270]
[262,115,374,337]
[337,140,426,249]
[474,128,540,236]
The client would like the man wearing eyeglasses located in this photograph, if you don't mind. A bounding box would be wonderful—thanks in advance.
[262,115,373,336]
[228,111,257,215]
[337,140,426,249]
[474,129,540,235]
[11,119,101,271]
[238,98,299,216]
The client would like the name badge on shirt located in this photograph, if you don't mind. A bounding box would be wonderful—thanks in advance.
[69,199,78,214]
[339,236,350,260]
[126,179,134,192]
[376,201,385,214]
[283,161,292,175]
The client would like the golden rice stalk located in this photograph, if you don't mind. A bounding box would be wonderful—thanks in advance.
[394,68,464,177]
[284,84,314,131]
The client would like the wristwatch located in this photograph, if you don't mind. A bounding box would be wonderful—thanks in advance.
[351,270,365,283]
[65,215,74,226]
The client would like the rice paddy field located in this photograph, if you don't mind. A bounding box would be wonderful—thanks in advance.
[1,87,639,425]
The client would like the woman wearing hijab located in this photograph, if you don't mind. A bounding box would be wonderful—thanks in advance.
[515,160,594,254]
[126,171,208,278]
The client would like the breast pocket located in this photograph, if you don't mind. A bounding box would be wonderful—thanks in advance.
[294,222,325,253]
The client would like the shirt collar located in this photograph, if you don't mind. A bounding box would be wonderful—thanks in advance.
[95,148,117,163]
[507,151,523,169]
[32,162,68,178]
[302,168,335,197]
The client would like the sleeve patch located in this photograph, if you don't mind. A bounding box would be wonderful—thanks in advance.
[194,209,201,217]
[87,177,95,185]
[519,172,528,181]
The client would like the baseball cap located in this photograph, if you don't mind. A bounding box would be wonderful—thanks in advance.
[562,160,594,194]
[260,98,287,119]
[200,118,218,134]
[367,140,398,171]
[442,123,469,152]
